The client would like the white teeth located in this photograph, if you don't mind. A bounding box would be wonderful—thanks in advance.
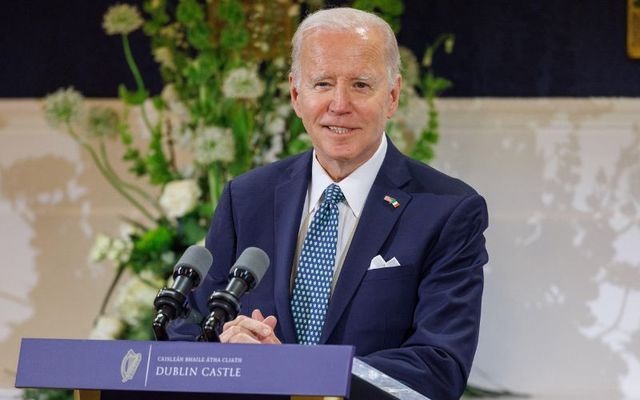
[327,126,351,134]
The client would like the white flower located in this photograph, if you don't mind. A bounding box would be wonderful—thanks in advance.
[149,0,162,10]
[399,46,420,87]
[113,271,163,326]
[161,251,176,266]
[265,115,286,136]
[386,123,409,154]
[89,315,125,340]
[89,234,112,262]
[161,84,190,130]
[85,106,119,138]
[193,126,235,164]
[102,4,144,35]
[394,90,429,138]
[273,57,286,70]
[153,47,176,70]
[276,103,292,117]
[89,233,132,264]
[262,133,283,164]
[43,87,85,128]
[288,4,301,17]
[106,238,133,264]
[222,67,265,99]
[277,81,291,95]
[159,179,202,219]
[119,223,138,241]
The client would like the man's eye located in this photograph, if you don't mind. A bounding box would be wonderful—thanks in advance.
[354,82,370,89]
[315,82,330,88]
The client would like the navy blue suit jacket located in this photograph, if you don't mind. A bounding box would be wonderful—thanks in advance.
[171,140,488,400]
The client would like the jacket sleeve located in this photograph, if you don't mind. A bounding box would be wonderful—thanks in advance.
[167,181,238,341]
[359,194,489,400]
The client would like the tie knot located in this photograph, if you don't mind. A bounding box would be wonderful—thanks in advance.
[323,183,345,206]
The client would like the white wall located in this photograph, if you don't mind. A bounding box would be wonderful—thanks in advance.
[434,99,640,399]
[0,99,638,399]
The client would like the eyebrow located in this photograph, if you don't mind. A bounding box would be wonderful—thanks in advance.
[309,74,378,83]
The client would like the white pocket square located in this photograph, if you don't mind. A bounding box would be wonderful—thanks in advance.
[368,255,401,270]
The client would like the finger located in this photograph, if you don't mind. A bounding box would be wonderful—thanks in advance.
[219,325,258,343]
[226,332,261,344]
[259,332,281,345]
[251,309,265,321]
[223,315,253,331]
[227,315,273,338]
[263,315,278,330]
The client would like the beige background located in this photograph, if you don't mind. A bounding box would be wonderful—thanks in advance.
[1,99,639,399]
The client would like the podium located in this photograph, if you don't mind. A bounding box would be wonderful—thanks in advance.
[16,338,429,400]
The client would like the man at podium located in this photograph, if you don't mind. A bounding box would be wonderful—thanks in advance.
[170,7,489,400]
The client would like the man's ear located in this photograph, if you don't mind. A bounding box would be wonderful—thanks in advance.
[386,74,402,119]
[289,74,302,118]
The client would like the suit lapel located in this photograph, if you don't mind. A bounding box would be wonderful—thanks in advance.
[320,142,413,343]
[273,152,311,343]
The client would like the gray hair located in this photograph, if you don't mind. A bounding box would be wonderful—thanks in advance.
[290,7,401,88]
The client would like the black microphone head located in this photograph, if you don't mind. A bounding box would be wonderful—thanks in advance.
[231,247,270,285]
[174,245,213,281]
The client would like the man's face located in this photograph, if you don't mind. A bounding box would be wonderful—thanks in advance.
[290,28,401,180]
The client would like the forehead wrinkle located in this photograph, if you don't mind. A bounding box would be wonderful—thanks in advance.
[299,30,388,85]
[302,29,384,61]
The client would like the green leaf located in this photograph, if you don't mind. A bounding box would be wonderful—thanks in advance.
[432,77,453,93]
[151,95,164,111]
[178,215,208,246]
[411,137,435,163]
[145,130,174,184]
[184,55,216,86]
[134,225,174,254]
[198,202,214,220]
[176,0,204,28]
[118,84,148,105]
[286,132,313,156]
[220,26,249,50]
[226,102,253,176]
[217,0,245,25]
[122,306,155,340]
[187,22,213,51]
[124,148,147,176]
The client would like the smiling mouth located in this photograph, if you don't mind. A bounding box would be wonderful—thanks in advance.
[325,125,356,134]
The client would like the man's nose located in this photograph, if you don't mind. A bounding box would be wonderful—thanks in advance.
[328,84,351,114]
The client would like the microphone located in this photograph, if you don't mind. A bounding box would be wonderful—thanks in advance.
[202,247,270,342]
[152,245,212,341]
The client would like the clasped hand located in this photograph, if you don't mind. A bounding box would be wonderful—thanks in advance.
[219,309,281,344]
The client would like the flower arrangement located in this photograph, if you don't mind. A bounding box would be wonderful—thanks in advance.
[34,1,455,398]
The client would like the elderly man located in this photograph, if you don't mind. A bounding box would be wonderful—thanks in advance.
[172,7,488,400]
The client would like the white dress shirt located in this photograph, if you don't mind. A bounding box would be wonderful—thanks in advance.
[290,134,388,293]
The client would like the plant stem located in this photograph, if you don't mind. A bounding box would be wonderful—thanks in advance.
[98,141,165,216]
[67,124,156,222]
[165,118,179,174]
[208,163,222,212]
[121,34,157,140]
[95,263,127,323]
[121,34,145,93]
[139,101,157,138]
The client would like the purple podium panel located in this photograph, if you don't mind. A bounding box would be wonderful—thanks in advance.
[16,338,354,397]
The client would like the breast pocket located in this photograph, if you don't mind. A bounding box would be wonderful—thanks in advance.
[361,264,418,282]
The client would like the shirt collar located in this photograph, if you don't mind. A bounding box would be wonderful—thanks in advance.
[308,134,387,218]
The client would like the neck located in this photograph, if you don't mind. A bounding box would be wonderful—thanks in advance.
[316,158,363,182]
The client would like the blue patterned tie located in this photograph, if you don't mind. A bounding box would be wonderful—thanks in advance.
[291,183,345,345]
